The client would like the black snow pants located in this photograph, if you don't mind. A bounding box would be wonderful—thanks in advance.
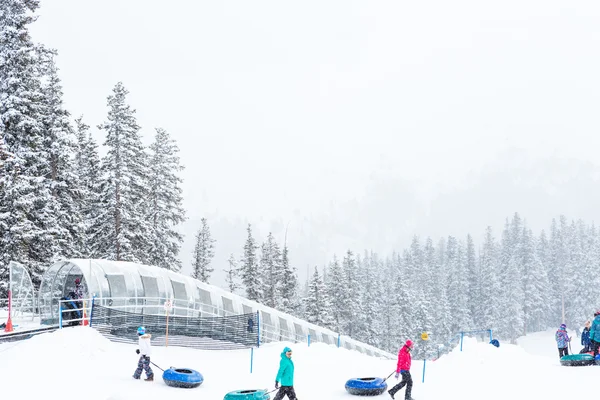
[593,340,600,357]
[133,355,154,379]
[558,347,568,358]
[389,370,413,400]
[273,386,297,400]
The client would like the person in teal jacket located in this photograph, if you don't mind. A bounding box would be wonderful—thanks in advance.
[590,311,600,357]
[274,346,296,400]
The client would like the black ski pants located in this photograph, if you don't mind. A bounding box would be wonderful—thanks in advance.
[273,386,297,400]
[389,370,413,400]
[558,347,568,358]
[592,340,600,357]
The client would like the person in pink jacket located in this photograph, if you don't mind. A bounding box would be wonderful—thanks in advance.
[388,340,414,400]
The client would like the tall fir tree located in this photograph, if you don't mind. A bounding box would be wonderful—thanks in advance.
[147,127,185,270]
[479,226,500,333]
[259,232,282,308]
[91,82,150,262]
[465,234,480,328]
[225,253,239,293]
[239,224,260,301]
[73,116,102,257]
[521,227,549,333]
[191,218,216,282]
[325,255,345,332]
[304,266,335,329]
[38,50,84,260]
[0,0,56,289]
[341,250,360,337]
[279,243,300,315]
[446,237,472,333]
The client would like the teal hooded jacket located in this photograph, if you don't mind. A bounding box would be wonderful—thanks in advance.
[275,347,295,386]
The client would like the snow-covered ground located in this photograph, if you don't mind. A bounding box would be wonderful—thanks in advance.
[0,326,593,399]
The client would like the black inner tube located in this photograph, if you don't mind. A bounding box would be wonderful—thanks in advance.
[359,378,377,381]
[174,369,193,374]
[240,390,258,393]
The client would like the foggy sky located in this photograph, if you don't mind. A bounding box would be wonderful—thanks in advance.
[29,0,600,285]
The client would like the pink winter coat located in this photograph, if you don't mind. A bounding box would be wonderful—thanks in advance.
[396,345,412,372]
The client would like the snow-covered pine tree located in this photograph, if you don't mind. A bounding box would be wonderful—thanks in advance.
[466,234,480,328]
[304,266,334,329]
[563,219,586,327]
[358,251,383,347]
[445,236,472,333]
[279,242,300,315]
[259,232,282,308]
[341,250,360,337]
[521,227,549,333]
[498,216,525,343]
[379,254,399,352]
[73,116,102,257]
[147,127,186,270]
[238,224,260,301]
[0,0,57,289]
[479,226,500,335]
[325,255,345,332]
[191,218,215,282]
[225,253,239,293]
[421,239,441,335]
[393,252,416,346]
[38,50,85,260]
[92,82,151,262]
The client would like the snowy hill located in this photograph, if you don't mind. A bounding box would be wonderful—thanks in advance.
[0,327,593,399]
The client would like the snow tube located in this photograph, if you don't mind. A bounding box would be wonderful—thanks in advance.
[162,367,203,388]
[560,354,595,366]
[223,389,271,400]
[345,377,388,396]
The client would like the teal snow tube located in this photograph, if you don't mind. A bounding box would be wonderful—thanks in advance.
[223,389,271,400]
[560,354,594,366]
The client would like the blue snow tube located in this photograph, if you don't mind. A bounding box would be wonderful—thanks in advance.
[162,367,203,388]
[345,377,388,396]
[223,389,271,400]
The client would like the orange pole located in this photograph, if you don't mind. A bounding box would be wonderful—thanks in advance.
[4,290,13,332]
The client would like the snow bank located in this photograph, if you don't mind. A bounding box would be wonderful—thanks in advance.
[0,327,597,399]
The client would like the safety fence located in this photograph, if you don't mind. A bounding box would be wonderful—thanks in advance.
[90,304,258,350]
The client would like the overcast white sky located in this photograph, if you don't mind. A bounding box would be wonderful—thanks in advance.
[29,0,600,283]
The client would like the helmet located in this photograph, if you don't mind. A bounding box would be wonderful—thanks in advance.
[560,323,567,329]
[75,278,80,284]
[137,326,146,335]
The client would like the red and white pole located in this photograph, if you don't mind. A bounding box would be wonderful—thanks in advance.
[5,289,13,332]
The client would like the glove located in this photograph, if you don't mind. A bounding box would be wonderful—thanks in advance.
[275,381,279,389]
[136,349,140,354]
[395,372,399,379]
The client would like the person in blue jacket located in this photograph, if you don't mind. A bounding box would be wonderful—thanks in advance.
[581,320,591,353]
[274,346,296,400]
[590,311,600,357]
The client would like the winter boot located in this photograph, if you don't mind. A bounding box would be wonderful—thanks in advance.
[144,375,154,382]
